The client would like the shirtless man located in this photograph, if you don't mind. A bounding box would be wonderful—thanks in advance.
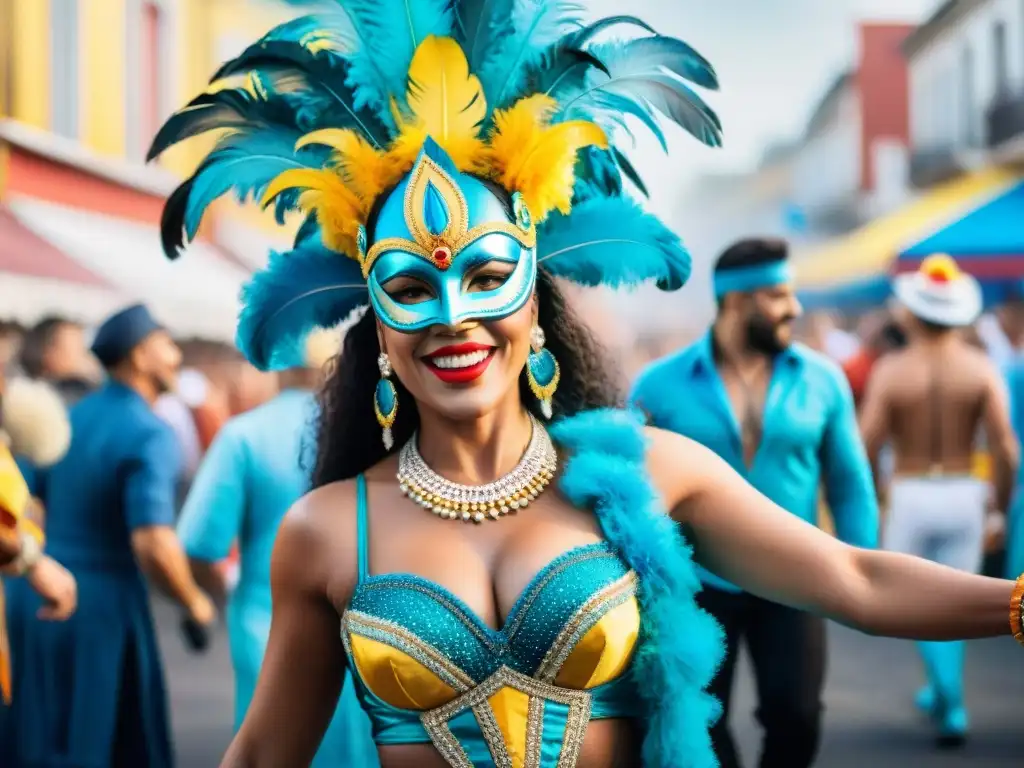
[859,254,1019,747]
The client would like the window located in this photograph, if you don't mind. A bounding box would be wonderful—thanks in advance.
[50,0,80,139]
[961,46,975,146]
[140,1,164,144]
[993,20,1009,97]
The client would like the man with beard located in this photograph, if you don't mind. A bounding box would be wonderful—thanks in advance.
[2,304,215,768]
[630,238,878,768]
[860,255,1017,746]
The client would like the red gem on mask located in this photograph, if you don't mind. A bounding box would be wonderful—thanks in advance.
[926,269,950,284]
[433,246,452,266]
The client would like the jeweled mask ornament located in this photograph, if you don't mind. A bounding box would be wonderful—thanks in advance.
[363,139,538,333]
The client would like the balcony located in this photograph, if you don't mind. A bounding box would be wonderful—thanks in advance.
[909,146,966,188]
[986,92,1024,153]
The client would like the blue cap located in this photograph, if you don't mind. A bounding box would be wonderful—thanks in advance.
[90,304,163,368]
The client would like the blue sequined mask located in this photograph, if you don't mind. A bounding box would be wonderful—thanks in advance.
[361,141,537,333]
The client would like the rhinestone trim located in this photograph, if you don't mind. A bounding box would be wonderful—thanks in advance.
[420,665,592,768]
[536,572,639,683]
[341,610,477,693]
[397,413,559,523]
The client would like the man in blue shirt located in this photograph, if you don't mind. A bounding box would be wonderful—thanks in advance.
[631,238,878,768]
[178,328,378,767]
[2,304,215,768]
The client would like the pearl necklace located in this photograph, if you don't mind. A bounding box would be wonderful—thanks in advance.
[396,414,558,523]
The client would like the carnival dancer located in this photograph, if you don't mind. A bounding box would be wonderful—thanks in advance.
[860,254,1018,746]
[177,327,378,767]
[149,5,1024,767]
[0,373,78,706]
[2,304,216,768]
[630,238,878,768]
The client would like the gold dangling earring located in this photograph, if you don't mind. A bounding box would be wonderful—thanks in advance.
[374,352,398,450]
[526,325,560,420]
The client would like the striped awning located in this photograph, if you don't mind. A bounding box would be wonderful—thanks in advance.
[794,167,1022,293]
[2,196,250,341]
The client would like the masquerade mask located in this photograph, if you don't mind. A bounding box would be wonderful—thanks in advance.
[364,142,537,333]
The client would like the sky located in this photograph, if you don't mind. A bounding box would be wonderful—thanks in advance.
[583,0,944,194]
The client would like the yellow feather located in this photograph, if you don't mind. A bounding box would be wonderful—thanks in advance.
[296,130,405,202]
[389,37,488,172]
[403,36,486,142]
[486,95,607,221]
[263,169,363,258]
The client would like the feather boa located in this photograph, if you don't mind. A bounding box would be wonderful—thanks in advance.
[551,408,724,768]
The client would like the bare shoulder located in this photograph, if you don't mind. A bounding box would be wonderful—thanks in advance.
[641,426,720,509]
[274,480,361,598]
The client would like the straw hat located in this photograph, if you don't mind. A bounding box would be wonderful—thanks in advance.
[892,254,982,328]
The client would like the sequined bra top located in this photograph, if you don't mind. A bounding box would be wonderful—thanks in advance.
[340,474,643,767]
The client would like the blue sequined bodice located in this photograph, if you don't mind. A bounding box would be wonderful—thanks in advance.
[340,476,643,766]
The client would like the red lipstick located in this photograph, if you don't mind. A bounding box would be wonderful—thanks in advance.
[422,342,495,384]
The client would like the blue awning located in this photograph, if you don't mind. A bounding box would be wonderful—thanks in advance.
[899,180,1024,278]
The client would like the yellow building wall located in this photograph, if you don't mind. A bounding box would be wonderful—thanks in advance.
[5,0,298,239]
[162,0,300,239]
[81,0,128,157]
[11,0,51,130]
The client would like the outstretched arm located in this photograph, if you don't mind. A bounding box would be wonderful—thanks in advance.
[647,428,1018,640]
[220,486,353,768]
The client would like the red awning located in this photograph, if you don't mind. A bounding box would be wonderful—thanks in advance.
[0,205,111,286]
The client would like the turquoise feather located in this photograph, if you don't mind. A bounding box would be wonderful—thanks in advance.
[237,237,368,371]
[552,409,724,768]
[538,196,690,290]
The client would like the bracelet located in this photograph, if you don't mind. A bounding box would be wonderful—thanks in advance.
[1012,573,1024,649]
[9,531,42,576]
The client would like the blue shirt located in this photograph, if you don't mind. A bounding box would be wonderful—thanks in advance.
[31,381,181,572]
[178,389,317,610]
[630,332,879,592]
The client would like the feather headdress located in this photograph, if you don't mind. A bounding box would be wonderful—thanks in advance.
[149,0,721,370]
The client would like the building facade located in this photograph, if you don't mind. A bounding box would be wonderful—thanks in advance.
[0,0,297,336]
[905,0,1024,187]
[791,24,916,237]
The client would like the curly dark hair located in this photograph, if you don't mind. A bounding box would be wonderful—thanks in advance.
[312,267,622,487]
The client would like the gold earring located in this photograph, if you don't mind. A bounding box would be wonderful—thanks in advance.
[526,325,559,419]
[374,352,398,450]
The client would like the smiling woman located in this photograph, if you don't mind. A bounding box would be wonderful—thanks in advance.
[149,2,1023,767]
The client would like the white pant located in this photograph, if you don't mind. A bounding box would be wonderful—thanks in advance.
[884,477,986,573]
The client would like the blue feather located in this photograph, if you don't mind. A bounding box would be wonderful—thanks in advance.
[147,87,298,162]
[341,0,454,112]
[214,53,391,146]
[552,409,724,767]
[621,36,719,91]
[571,146,622,202]
[453,0,517,75]
[210,14,356,82]
[183,132,327,243]
[559,41,722,148]
[537,196,690,290]
[477,0,584,110]
[237,239,368,371]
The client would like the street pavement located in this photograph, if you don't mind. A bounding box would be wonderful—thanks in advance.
[158,598,1022,768]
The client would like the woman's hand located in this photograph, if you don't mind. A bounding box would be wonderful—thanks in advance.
[646,427,1017,641]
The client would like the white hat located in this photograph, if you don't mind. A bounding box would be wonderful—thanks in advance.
[892,254,982,328]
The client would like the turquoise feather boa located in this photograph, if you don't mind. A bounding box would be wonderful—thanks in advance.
[551,408,724,768]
